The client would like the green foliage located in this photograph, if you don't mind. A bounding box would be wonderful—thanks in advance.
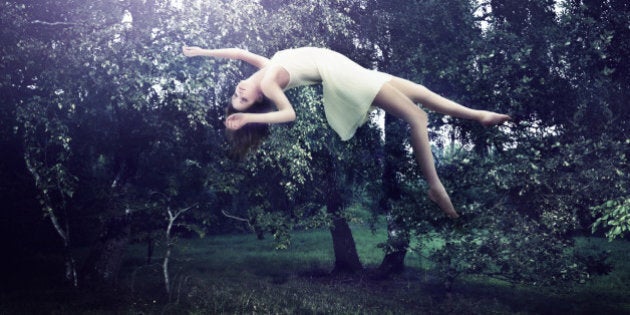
[592,197,630,241]
[369,0,628,289]
[2,0,629,295]
[428,213,591,287]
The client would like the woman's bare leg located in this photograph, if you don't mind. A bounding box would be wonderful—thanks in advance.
[373,83,459,219]
[388,77,511,126]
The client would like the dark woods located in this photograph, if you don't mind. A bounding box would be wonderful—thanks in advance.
[1,0,628,310]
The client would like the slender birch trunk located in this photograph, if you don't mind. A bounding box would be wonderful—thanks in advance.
[25,156,78,287]
[163,204,196,295]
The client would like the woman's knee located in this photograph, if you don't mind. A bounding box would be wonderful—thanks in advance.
[390,78,430,102]
[407,107,428,128]
[375,83,427,127]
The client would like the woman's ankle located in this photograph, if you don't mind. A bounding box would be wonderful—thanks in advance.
[478,110,511,127]
[427,187,459,219]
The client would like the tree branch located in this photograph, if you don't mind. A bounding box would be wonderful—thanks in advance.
[221,210,249,223]
[31,20,80,27]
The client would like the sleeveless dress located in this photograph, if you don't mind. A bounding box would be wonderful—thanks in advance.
[269,47,392,140]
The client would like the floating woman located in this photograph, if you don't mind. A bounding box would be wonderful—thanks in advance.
[182,46,510,219]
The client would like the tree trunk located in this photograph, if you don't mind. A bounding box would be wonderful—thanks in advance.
[326,188,362,273]
[82,215,130,286]
[378,113,410,276]
[378,214,410,275]
[24,153,79,286]
[163,204,196,296]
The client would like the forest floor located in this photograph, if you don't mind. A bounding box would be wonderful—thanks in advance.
[2,224,630,314]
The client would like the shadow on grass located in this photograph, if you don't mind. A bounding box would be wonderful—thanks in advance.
[296,265,630,315]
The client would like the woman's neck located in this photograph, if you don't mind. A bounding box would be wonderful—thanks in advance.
[245,69,266,91]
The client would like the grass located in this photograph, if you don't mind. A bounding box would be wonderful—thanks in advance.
[121,225,630,314]
[2,224,630,314]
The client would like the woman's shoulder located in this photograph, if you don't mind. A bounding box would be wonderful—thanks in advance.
[261,64,290,89]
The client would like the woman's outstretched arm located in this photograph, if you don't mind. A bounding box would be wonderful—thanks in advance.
[182,46,269,69]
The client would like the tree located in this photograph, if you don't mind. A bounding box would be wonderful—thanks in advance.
[7,0,230,287]
[373,0,486,275]
[557,0,630,240]
[209,0,388,272]
[416,0,624,289]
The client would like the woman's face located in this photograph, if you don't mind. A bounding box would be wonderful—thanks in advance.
[231,80,262,111]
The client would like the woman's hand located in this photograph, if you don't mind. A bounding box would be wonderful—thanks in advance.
[225,113,249,130]
[182,46,204,57]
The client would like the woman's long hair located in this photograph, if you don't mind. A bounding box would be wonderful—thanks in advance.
[225,96,275,160]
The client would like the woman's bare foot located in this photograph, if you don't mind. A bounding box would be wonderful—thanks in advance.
[479,110,511,127]
[428,187,459,219]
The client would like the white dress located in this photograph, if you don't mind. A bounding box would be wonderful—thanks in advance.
[270,47,392,140]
